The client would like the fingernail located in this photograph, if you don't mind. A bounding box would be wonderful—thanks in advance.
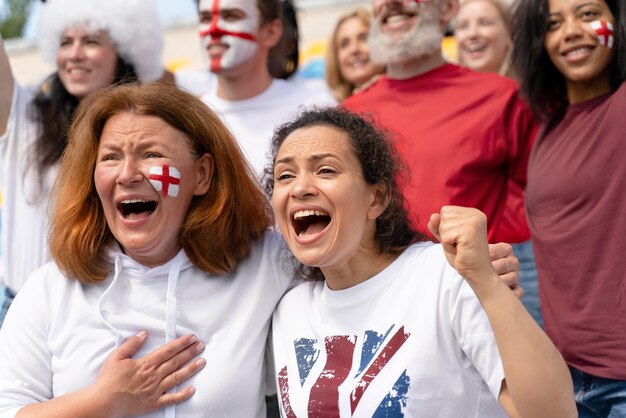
[188,387,196,395]
[189,334,197,344]
[196,358,206,367]
[136,330,147,339]
[196,342,205,353]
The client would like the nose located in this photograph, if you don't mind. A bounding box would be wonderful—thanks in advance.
[290,173,318,199]
[68,42,86,61]
[116,158,144,186]
[563,17,584,40]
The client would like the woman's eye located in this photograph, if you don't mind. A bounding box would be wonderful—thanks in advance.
[101,154,117,162]
[580,10,598,19]
[146,153,162,159]
[547,19,560,31]
[318,167,336,175]
[276,172,294,182]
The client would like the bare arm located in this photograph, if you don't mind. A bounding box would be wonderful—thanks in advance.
[429,206,576,418]
[16,332,206,418]
[0,34,15,136]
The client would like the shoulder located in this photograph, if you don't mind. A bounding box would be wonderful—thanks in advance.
[273,78,337,107]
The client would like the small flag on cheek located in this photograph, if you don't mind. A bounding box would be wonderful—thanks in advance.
[149,165,181,198]
[591,20,614,48]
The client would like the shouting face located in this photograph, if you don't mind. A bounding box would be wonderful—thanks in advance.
[198,0,260,73]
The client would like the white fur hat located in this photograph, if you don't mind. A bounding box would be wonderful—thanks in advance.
[38,0,164,82]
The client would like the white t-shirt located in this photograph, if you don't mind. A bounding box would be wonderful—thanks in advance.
[174,68,215,97]
[271,242,507,417]
[0,231,294,417]
[0,82,56,293]
[201,78,337,176]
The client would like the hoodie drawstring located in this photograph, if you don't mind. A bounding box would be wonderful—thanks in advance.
[165,259,181,418]
[96,255,124,346]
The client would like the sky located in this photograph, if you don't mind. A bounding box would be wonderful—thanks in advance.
[2,0,199,39]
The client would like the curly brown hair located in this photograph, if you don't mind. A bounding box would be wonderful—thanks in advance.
[263,106,426,281]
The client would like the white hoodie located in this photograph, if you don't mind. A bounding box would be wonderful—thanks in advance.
[0,231,292,417]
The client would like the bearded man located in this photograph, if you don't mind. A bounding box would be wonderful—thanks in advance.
[343,0,543,326]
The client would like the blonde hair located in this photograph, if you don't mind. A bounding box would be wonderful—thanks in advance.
[49,82,272,283]
[325,7,379,102]
[457,0,516,79]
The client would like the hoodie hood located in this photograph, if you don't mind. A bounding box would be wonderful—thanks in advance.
[96,245,194,347]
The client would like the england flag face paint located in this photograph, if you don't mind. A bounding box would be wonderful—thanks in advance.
[591,20,614,49]
[149,165,181,198]
[198,0,260,72]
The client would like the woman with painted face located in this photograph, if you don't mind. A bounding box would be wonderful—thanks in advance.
[0,0,167,326]
[325,7,386,102]
[265,107,575,417]
[513,0,626,414]
[0,82,291,416]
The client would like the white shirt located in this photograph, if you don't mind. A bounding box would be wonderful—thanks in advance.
[201,78,337,176]
[271,242,507,417]
[0,82,55,293]
[0,231,293,417]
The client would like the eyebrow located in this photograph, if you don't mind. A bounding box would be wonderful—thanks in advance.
[275,153,337,165]
[549,1,599,14]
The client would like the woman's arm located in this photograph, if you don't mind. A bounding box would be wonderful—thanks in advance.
[429,206,576,418]
[0,34,15,136]
[15,331,206,418]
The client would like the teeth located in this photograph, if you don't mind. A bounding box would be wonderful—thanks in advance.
[466,44,485,53]
[565,47,590,57]
[387,14,409,24]
[293,209,328,219]
[121,199,151,205]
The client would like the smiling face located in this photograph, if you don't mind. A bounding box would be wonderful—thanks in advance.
[335,16,384,88]
[56,27,118,99]
[94,112,213,267]
[544,0,616,99]
[272,125,385,274]
[368,0,444,65]
[198,0,260,73]
[455,0,511,73]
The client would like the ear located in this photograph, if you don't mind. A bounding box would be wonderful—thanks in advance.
[193,153,214,196]
[439,0,459,30]
[259,18,283,49]
[367,182,391,221]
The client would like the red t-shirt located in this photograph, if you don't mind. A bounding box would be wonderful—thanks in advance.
[526,83,626,379]
[343,64,536,243]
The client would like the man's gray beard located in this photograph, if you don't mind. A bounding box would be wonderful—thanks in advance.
[368,16,443,66]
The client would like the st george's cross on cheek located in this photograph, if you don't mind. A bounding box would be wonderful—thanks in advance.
[591,20,614,48]
[149,165,181,198]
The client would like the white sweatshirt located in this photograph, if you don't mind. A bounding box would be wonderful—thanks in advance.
[0,231,292,417]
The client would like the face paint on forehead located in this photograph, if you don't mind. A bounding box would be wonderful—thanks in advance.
[149,165,181,198]
[590,20,614,49]
[198,0,260,41]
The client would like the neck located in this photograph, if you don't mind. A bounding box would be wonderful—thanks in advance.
[566,72,612,105]
[216,66,274,101]
[385,52,446,80]
[321,246,397,291]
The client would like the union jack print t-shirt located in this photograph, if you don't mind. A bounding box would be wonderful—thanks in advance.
[271,242,507,417]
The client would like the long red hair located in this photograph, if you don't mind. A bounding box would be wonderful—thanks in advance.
[49,82,272,283]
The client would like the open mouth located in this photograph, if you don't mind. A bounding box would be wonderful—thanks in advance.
[383,11,416,25]
[292,210,331,237]
[118,199,158,220]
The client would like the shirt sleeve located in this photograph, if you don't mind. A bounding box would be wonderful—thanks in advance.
[503,91,538,190]
[447,266,505,401]
[0,269,54,416]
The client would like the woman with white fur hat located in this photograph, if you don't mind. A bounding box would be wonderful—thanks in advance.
[0,0,167,326]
